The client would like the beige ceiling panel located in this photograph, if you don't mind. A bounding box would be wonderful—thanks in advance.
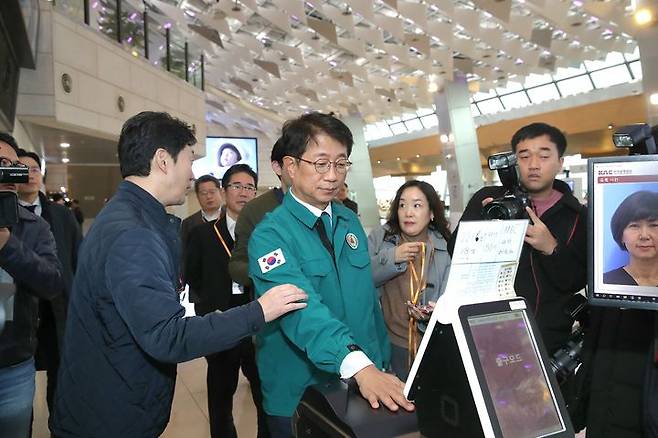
[426,21,453,46]
[344,63,368,81]
[323,4,355,34]
[295,87,319,102]
[384,43,410,63]
[452,38,477,59]
[473,0,511,23]
[291,29,323,51]
[230,77,255,94]
[350,0,374,21]
[307,16,338,44]
[453,7,480,38]
[306,59,331,75]
[454,57,474,75]
[329,71,354,87]
[149,0,187,24]
[550,39,569,57]
[428,0,453,16]
[373,15,405,41]
[430,48,451,69]
[507,15,533,40]
[500,37,522,59]
[338,38,366,58]
[216,1,251,23]
[531,27,553,49]
[271,0,305,21]
[232,33,262,54]
[404,33,431,57]
[408,58,432,74]
[271,41,304,64]
[258,7,292,33]
[397,1,428,29]
[367,53,392,71]
[382,0,398,10]
[480,27,503,49]
[199,14,231,36]
[355,26,385,50]
[254,59,281,78]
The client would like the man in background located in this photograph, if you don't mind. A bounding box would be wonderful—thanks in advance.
[186,164,267,438]
[336,182,358,214]
[16,149,82,429]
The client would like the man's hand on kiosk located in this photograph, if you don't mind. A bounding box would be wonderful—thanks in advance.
[524,207,558,255]
[395,242,423,263]
[353,365,415,412]
[257,284,308,322]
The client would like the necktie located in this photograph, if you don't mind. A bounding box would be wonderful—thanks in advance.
[315,213,333,255]
[25,205,37,214]
[321,212,332,238]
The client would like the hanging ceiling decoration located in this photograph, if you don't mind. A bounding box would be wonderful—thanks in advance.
[150,0,639,125]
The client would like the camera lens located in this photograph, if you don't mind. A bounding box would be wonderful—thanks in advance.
[482,202,511,220]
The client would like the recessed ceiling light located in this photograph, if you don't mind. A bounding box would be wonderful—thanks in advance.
[60,142,70,148]
[650,92,658,106]
[377,160,381,164]
[61,157,70,163]
[396,157,400,161]
[415,154,420,158]
[634,8,653,26]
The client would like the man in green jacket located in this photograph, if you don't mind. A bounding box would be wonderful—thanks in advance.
[248,112,414,437]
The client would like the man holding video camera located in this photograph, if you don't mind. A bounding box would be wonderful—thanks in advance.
[450,122,587,356]
[0,133,63,437]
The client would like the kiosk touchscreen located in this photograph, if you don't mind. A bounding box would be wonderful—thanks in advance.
[406,298,573,438]
[588,155,658,310]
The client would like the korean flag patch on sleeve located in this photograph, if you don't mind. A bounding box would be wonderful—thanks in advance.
[258,248,286,274]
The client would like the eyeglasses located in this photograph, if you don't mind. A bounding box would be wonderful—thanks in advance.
[225,183,257,193]
[0,157,28,169]
[198,189,219,197]
[292,156,352,174]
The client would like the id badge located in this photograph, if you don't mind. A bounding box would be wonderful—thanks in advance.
[232,282,244,295]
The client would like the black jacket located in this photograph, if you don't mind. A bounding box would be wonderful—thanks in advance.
[449,180,587,353]
[185,216,249,316]
[52,181,265,438]
[33,192,82,353]
[0,206,63,367]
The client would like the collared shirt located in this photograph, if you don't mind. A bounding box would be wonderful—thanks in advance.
[226,213,237,241]
[201,209,220,223]
[288,189,372,379]
[19,196,42,217]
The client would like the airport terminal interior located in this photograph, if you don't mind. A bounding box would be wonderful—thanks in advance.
[2,0,658,436]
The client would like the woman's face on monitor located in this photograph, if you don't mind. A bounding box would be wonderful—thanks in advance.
[219,148,239,167]
[623,218,658,261]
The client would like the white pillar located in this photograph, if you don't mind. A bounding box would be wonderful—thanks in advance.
[342,114,379,230]
[434,76,484,216]
[636,22,658,125]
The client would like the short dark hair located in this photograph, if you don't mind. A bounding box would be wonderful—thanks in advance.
[610,190,658,250]
[218,143,241,164]
[280,112,353,159]
[117,111,196,178]
[51,193,64,202]
[17,149,42,169]
[194,174,221,193]
[511,123,567,157]
[221,163,258,189]
[385,180,451,242]
[270,137,285,165]
[0,133,19,152]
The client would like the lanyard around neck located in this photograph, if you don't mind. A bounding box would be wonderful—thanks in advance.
[212,219,232,258]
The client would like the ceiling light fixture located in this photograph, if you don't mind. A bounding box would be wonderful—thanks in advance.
[61,157,70,163]
[634,8,654,26]
[60,142,70,148]
[650,92,658,105]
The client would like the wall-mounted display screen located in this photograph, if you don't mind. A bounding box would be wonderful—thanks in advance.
[192,136,258,181]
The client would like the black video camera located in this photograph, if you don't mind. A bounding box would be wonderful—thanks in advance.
[612,123,657,155]
[482,152,531,220]
[0,165,29,227]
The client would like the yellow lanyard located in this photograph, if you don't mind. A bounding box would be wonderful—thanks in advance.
[212,219,232,258]
[404,239,434,368]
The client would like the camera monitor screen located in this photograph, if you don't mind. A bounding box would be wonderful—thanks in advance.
[588,155,658,310]
[460,302,568,438]
[192,136,258,180]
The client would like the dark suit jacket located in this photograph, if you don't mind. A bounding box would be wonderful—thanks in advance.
[343,198,358,214]
[35,192,82,349]
[185,216,249,316]
[180,210,205,251]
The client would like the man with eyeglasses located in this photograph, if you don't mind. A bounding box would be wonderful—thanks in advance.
[0,133,63,437]
[185,163,265,438]
[15,149,82,431]
[248,112,414,437]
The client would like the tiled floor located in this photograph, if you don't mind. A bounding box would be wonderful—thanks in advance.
[32,358,258,438]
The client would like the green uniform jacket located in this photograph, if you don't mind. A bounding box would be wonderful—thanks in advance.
[248,192,391,416]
